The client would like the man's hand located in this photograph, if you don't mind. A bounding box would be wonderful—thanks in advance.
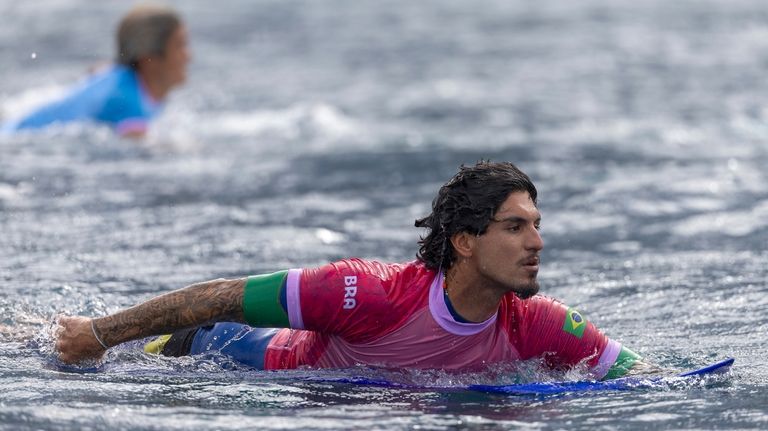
[55,316,106,364]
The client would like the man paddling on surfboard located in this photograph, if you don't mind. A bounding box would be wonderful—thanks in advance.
[56,161,649,379]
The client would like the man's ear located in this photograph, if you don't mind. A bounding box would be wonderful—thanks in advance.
[135,55,160,73]
[450,232,475,259]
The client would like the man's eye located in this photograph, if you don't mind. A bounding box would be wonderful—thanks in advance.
[507,225,521,232]
[535,224,541,231]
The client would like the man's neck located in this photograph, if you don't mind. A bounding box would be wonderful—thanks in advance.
[136,67,169,101]
[444,264,505,323]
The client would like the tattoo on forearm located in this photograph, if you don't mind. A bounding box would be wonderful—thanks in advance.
[93,278,245,347]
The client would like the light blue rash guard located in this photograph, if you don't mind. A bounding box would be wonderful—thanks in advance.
[4,65,163,135]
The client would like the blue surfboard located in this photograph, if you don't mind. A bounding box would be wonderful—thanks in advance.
[55,355,734,396]
[469,357,734,395]
[300,358,734,396]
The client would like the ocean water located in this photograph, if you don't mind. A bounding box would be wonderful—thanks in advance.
[1,0,766,429]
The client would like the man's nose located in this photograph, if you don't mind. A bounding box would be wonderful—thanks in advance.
[526,226,544,251]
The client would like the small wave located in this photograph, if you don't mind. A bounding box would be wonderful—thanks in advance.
[189,103,365,149]
[672,200,768,237]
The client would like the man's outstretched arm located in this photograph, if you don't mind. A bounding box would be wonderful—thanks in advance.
[56,278,245,364]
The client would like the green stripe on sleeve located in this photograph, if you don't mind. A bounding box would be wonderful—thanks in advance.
[242,270,290,328]
[603,346,642,380]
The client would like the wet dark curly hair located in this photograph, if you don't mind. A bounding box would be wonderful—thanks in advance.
[414,161,537,270]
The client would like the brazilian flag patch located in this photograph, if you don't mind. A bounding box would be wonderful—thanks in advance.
[562,307,586,338]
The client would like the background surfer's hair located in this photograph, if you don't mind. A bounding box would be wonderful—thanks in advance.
[415,161,538,270]
[116,5,181,68]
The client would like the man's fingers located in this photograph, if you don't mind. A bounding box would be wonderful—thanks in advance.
[55,334,66,349]
[55,333,68,359]
[56,338,80,364]
[56,315,74,329]
[53,316,69,346]
[54,315,71,339]
[53,315,78,362]
[54,322,65,338]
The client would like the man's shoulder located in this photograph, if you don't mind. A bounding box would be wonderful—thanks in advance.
[321,258,434,283]
[63,65,136,109]
[300,259,436,298]
[89,64,134,82]
[75,65,133,93]
[92,66,151,124]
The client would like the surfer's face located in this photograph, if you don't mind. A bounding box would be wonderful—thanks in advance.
[464,191,543,299]
[157,25,190,88]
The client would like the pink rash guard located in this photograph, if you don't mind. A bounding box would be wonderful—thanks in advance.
[262,258,622,378]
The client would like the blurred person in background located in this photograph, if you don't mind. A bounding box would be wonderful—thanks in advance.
[2,4,190,138]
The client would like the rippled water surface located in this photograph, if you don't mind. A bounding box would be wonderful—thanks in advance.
[1,1,767,429]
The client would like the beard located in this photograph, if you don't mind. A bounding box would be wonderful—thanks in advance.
[511,280,540,300]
